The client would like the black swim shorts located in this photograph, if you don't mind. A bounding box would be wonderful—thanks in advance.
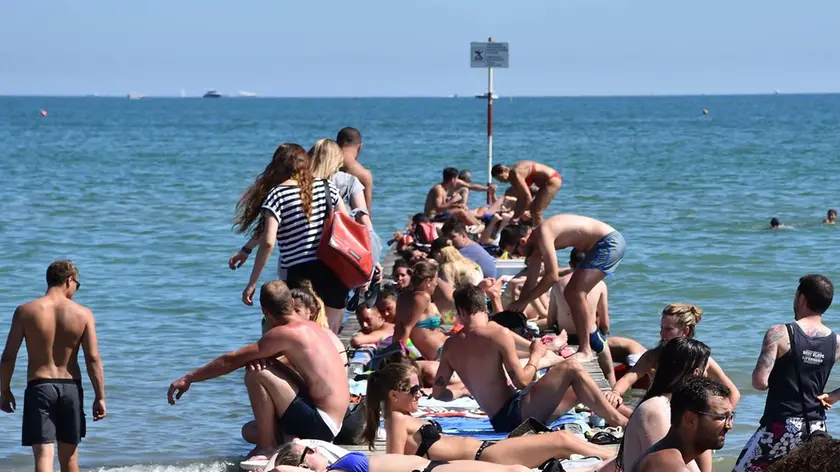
[22,379,86,446]
[277,394,341,442]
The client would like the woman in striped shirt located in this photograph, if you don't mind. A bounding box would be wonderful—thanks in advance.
[234,143,350,332]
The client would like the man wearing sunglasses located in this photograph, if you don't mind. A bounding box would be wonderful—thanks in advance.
[630,376,733,472]
[167,280,348,465]
[2,260,106,472]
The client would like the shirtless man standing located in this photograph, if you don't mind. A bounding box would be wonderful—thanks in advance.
[433,285,627,433]
[491,161,562,226]
[424,167,480,226]
[631,377,733,472]
[1,260,106,472]
[509,215,626,362]
[549,248,616,386]
[167,280,349,462]
[337,127,373,211]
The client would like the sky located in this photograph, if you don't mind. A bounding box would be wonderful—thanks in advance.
[2,0,840,97]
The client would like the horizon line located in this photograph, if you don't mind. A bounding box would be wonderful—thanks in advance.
[2,91,838,99]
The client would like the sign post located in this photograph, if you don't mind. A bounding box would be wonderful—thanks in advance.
[470,38,509,187]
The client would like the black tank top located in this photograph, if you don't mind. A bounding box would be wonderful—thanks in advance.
[760,323,836,425]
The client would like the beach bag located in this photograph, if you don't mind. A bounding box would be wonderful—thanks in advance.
[317,180,373,289]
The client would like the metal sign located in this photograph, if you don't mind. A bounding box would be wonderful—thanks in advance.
[470,41,509,68]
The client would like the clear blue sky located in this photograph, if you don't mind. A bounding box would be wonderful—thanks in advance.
[2,0,839,97]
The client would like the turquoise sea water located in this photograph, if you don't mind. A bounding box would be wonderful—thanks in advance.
[1,95,839,471]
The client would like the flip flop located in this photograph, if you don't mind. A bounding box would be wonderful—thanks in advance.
[588,430,623,445]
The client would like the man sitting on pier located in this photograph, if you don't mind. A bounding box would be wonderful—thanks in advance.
[424,167,481,226]
[167,280,349,462]
[433,285,628,433]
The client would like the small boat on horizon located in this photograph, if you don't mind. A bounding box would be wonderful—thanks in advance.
[237,91,258,97]
[475,92,499,99]
[203,90,222,98]
[127,92,144,100]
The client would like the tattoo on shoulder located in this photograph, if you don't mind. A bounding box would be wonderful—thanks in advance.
[765,325,786,344]
[434,376,445,387]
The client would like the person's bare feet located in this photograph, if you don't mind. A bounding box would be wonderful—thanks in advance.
[571,349,595,363]
[542,330,568,352]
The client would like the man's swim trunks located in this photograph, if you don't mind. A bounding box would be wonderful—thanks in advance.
[578,231,625,276]
[277,393,342,441]
[22,379,85,446]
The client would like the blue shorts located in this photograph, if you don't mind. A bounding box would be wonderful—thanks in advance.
[568,330,608,355]
[578,231,625,276]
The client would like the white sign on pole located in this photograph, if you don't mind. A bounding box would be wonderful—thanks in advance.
[470,42,509,68]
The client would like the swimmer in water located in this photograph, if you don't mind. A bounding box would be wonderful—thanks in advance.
[824,209,837,225]
[768,218,792,230]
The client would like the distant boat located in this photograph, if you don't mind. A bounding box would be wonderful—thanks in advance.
[237,91,258,97]
[127,92,144,100]
[475,92,499,99]
[203,90,222,98]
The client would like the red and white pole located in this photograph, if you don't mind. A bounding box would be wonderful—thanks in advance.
[486,36,494,201]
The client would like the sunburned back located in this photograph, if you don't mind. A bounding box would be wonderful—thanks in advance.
[540,215,615,251]
[20,296,88,382]
[273,320,349,420]
[323,328,348,366]
[446,327,518,418]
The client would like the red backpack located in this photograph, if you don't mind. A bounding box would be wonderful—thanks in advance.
[317,180,374,289]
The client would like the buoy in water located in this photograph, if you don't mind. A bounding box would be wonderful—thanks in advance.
[702,108,709,115]
[40,109,47,117]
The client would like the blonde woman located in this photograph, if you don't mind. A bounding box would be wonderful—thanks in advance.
[604,303,740,409]
[431,240,483,287]
[310,138,383,273]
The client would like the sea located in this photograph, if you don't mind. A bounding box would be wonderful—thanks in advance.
[1,94,839,471]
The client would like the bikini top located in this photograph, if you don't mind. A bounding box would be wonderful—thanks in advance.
[327,452,369,472]
[415,420,443,458]
[415,316,442,330]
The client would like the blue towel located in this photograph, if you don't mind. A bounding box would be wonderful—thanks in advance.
[393,411,590,442]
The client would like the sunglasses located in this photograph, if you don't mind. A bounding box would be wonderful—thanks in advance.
[73,278,81,290]
[401,384,423,396]
[694,410,736,423]
[298,446,314,468]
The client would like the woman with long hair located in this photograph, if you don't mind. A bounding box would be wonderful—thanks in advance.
[363,361,614,468]
[605,337,716,472]
[605,303,740,409]
[232,143,350,332]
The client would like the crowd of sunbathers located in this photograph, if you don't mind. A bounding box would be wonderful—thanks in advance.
[159,132,838,472]
[5,128,840,472]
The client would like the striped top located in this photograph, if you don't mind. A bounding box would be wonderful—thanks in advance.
[261,180,340,269]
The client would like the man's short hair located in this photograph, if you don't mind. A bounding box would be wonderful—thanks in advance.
[46,260,77,287]
[458,170,472,182]
[260,280,294,318]
[454,285,487,316]
[569,248,586,268]
[336,127,362,147]
[499,224,528,250]
[798,274,834,314]
[441,217,466,237]
[491,163,505,178]
[670,376,730,427]
[443,167,459,182]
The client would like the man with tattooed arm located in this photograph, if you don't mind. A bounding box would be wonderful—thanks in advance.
[734,274,838,471]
